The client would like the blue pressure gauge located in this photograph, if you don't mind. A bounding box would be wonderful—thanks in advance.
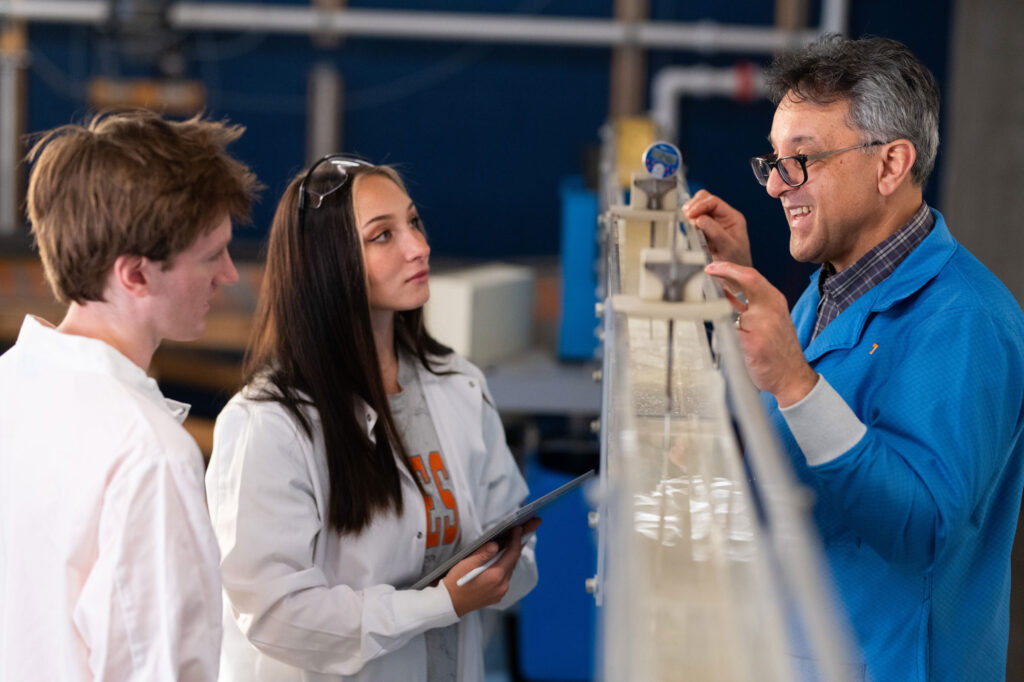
[642,141,682,179]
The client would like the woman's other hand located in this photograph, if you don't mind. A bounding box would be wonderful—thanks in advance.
[442,517,542,617]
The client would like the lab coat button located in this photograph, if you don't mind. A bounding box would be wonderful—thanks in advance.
[417,531,423,539]
[469,380,475,388]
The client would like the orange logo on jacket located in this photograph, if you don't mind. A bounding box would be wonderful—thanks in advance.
[409,451,459,548]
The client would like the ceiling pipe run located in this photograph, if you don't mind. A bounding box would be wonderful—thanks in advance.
[2,1,818,54]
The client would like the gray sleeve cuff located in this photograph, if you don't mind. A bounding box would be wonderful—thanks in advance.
[779,375,867,466]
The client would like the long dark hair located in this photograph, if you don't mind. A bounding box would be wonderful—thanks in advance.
[244,163,452,534]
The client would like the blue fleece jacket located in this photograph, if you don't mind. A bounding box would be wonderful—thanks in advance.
[764,210,1024,681]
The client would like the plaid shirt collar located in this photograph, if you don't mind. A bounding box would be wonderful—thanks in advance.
[812,202,934,339]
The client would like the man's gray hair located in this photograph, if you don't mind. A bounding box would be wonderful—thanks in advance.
[767,34,940,187]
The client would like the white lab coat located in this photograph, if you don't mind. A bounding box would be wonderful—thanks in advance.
[0,316,222,682]
[206,352,538,681]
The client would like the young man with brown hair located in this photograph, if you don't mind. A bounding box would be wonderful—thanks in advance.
[0,110,261,681]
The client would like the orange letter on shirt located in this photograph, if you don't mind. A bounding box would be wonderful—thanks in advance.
[410,455,440,548]
[429,451,459,546]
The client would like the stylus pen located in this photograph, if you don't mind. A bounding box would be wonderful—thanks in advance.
[455,532,535,587]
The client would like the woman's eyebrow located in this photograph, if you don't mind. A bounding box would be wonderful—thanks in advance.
[363,202,416,229]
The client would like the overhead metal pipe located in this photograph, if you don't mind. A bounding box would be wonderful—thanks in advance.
[0,1,107,24]
[1,1,818,54]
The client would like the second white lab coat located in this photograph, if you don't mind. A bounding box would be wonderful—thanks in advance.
[206,352,537,681]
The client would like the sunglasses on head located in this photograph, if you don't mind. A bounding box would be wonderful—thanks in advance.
[297,154,373,228]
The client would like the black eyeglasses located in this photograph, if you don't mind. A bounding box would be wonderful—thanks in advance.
[750,141,886,188]
[297,153,372,228]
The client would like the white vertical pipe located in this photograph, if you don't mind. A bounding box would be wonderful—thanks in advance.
[820,0,849,35]
[306,62,342,166]
[0,35,20,235]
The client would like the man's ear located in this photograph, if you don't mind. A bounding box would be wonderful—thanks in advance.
[110,254,151,298]
[877,139,917,196]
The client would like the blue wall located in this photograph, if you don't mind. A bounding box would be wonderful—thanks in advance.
[22,0,952,302]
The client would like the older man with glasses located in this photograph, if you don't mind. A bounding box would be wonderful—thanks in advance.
[684,35,1024,681]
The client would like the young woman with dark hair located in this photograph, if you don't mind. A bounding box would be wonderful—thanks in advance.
[205,157,540,681]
